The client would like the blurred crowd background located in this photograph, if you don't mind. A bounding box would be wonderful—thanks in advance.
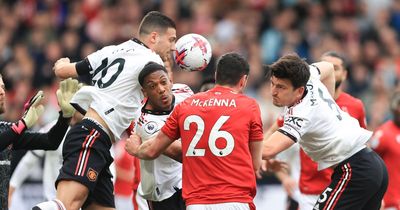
[1,0,399,208]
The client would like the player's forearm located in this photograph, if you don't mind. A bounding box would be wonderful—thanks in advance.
[163,140,182,163]
[136,139,160,160]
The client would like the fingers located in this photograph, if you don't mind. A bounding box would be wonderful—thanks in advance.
[66,78,79,93]
[56,89,63,105]
[36,105,45,117]
[30,90,44,108]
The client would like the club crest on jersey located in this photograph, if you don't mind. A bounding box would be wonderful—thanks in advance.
[144,121,158,134]
[285,116,304,128]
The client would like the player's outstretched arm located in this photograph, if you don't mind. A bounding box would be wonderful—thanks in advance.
[262,131,295,160]
[53,57,79,79]
[163,140,182,162]
[311,61,335,97]
[126,131,174,160]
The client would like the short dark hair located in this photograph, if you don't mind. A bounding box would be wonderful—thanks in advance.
[138,62,167,87]
[215,52,249,86]
[267,54,310,89]
[139,11,176,36]
[321,51,349,71]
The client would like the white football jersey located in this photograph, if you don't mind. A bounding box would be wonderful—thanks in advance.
[135,84,193,201]
[71,39,163,140]
[279,66,372,170]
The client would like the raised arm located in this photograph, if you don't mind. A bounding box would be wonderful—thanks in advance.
[311,61,335,97]
[53,58,79,79]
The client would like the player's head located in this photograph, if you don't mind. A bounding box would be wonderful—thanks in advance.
[139,11,177,62]
[199,77,215,92]
[321,51,348,90]
[0,74,5,114]
[139,62,173,111]
[267,53,309,107]
[215,52,249,93]
[390,91,400,126]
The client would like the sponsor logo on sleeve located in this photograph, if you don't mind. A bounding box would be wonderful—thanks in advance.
[285,116,304,128]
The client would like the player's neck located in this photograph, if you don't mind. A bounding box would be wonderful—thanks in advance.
[215,84,242,94]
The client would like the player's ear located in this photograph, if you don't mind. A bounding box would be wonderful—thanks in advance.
[296,86,305,98]
[141,88,147,98]
[150,31,159,44]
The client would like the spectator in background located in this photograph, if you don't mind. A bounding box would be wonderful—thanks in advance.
[371,91,400,210]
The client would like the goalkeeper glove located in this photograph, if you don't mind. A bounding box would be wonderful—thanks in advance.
[56,78,79,118]
[12,91,45,134]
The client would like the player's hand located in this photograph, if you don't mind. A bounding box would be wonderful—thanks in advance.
[22,90,45,129]
[56,78,80,118]
[53,57,71,72]
[125,133,142,157]
[11,91,44,134]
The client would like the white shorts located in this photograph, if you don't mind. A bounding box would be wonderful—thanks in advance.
[187,202,251,210]
[298,193,319,210]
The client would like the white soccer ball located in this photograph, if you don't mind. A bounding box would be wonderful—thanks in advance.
[174,33,212,72]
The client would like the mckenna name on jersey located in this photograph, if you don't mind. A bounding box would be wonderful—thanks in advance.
[190,98,237,107]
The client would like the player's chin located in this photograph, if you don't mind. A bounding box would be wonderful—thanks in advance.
[272,100,284,107]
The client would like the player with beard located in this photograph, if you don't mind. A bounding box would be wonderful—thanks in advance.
[0,76,78,209]
[263,54,387,210]
[297,51,368,210]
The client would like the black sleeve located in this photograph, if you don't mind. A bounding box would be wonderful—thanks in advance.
[13,112,71,150]
[75,58,92,76]
[0,126,20,151]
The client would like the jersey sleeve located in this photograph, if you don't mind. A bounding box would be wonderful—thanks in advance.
[309,64,321,80]
[278,108,311,142]
[86,45,115,75]
[249,100,264,142]
[161,104,181,140]
[356,100,367,129]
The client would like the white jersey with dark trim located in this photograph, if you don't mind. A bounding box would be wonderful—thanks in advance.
[278,66,372,170]
[71,39,163,141]
[135,84,193,201]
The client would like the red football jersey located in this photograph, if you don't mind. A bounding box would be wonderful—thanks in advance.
[371,121,400,208]
[299,92,366,194]
[161,86,264,205]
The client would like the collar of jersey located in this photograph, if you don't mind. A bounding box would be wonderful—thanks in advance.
[131,38,149,49]
[211,85,238,94]
[141,95,176,115]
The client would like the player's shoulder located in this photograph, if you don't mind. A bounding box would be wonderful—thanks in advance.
[340,92,364,107]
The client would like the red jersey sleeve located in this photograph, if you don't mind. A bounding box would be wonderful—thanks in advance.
[370,128,388,155]
[249,100,264,142]
[356,100,367,129]
[161,103,181,140]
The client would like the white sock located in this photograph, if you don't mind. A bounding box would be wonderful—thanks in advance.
[33,199,66,210]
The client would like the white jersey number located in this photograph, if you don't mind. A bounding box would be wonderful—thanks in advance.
[184,115,234,157]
